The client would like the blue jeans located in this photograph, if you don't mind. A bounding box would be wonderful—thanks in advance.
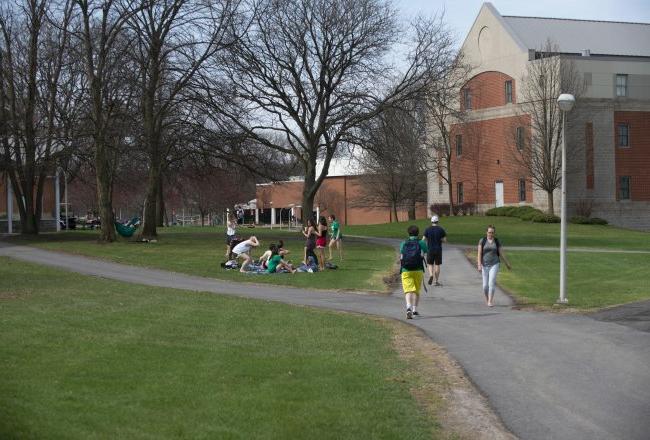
[482,263,500,296]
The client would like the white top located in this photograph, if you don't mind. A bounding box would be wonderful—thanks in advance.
[227,221,237,236]
[232,240,253,255]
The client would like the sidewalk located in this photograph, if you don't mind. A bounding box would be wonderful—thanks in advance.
[1,241,649,440]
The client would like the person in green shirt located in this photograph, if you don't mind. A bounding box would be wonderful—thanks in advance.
[267,244,296,274]
[328,214,343,261]
[400,225,428,319]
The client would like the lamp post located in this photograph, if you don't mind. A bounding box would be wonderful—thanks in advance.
[557,93,575,304]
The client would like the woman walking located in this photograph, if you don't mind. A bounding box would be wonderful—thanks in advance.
[477,225,511,306]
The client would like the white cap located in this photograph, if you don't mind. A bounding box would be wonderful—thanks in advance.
[431,215,439,223]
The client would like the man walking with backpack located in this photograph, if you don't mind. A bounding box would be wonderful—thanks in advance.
[400,225,428,319]
[423,215,447,286]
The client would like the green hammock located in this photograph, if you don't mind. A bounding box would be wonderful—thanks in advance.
[115,221,137,238]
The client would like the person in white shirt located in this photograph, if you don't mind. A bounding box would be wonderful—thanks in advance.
[231,236,260,272]
[225,214,237,257]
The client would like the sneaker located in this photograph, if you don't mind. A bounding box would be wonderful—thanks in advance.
[434,281,442,287]
[413,311,420,316]
[428,276,433,285]
[406,308,413,319]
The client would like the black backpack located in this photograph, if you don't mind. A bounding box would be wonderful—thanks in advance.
[401,239,423,270]
[480,237,501,256]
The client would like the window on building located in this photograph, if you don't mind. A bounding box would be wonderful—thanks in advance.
[518,179,526,202]
[438,178,444,194]
[505,80,513,103]
[455,134,462,157]
[618,124,629,147]
[457,182,464,205]
[616,74,627,97]
[516,126,524,150]
[463,89,472,110]
[619,176,630,200]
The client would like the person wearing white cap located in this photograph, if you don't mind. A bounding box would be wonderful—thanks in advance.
[422,214,447,286]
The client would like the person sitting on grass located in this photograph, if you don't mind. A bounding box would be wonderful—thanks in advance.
[259,240,290,270]
[400,225,428,319]
[231,236,260,273]
[266,244,296,274]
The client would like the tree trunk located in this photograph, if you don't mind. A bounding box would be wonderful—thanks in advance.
[408,201,416,220]
[141,164,160,239]
[392,202,399,223]
[547,190,555,215]
[95,144,116,242]
[156,178,165,227]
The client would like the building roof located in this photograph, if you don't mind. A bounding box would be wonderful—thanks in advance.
[501,14,650,57]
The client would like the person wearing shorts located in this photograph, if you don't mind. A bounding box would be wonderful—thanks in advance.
[423,215,447,286]
[328,214,343,261]
[400,225,428,319]
[231,236,260,273]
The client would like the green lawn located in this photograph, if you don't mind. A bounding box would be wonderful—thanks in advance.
[344,216,650,250]
[0,257,439,439]
[499,251,650,309]
[9,227,396,292]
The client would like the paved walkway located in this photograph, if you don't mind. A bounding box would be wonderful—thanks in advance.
[1,241,649,440]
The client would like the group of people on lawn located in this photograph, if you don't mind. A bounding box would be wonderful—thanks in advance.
[224,214,343,274]
[224,210,511,316]
[400,215,511,319]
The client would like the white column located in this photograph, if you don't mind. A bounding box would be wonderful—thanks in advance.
[7,175,13,234]
[255,208,259,224]
[271,207,276,226]
[316,206,320,221]
[55,170,61,231]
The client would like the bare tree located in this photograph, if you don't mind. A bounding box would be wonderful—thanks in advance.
[0,0,75,234]
[424,54,471,215]
[510,40,584,214]
[70,0,141,241]
[355,104,427,221]
[124,0,243,239]
[202,0,456,224]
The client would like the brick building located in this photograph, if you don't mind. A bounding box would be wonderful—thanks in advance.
[255,159,427,226]
[428,3,650,229]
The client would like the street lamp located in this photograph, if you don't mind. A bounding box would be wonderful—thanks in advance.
[557,93,575,304]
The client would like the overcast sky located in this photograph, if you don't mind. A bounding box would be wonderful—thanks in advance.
[397,0,650,44]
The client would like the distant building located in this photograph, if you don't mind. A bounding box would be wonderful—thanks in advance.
[1,172,60,232]
[255,158,427,225]
[428,2,650,229]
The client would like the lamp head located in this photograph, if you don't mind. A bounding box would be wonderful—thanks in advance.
[557,94,575,112]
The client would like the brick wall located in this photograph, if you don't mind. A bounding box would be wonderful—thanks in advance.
[450,115,533,206]
[256,176,428,225]
[614,111,650,201]
[462,71,516,110]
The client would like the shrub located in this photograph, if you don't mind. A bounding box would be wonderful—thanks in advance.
[570,216,609,225]
[531,213,560,223]
[574,199,593,218]
[520,209,544,221]
[430,203,451,216]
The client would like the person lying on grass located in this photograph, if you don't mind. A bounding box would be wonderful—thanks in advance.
[231,236,260,273]
[266,244,296,274]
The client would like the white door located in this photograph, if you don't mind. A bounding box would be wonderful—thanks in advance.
[495,181,504,207]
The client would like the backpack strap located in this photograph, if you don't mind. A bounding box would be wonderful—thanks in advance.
[480,237,500,256]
